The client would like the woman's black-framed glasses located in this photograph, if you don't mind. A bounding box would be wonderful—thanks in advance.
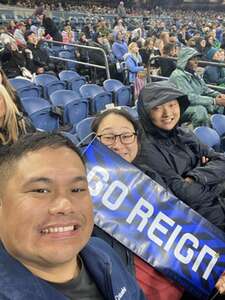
[97,132,137,146]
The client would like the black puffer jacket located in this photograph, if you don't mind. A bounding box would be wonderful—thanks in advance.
[135,81,225,230]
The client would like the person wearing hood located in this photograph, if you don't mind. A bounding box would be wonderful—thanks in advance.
[112,31,128,61]
[169,47,225,127]
[135,80,225,231]
[203,48,225,86]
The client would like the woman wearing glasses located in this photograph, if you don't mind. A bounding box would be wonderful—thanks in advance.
[91,108,183,300]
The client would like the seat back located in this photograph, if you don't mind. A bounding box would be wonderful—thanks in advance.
[211,114,225,136]
[76,117,95,142]
[104,79,131,106]
[50,90,88,124]
[59,70,86,91]
[103,79,124,92]
[194,126,221,151]
[21,97,59,132]
[34,74,59,86]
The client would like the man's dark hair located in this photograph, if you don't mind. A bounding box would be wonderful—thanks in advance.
[0,132,85,180]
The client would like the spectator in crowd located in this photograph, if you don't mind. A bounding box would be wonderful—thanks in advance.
[0,132,146,300]
[13,22,27,47]
[61,24,75,44]
[169,47,225,127]
[193,36,207,59]
[158,31,170,55]
[92,108,184,300]
[96,18,111,37]
[158,43,177,77]
[0,26,15,46]
[135,80,225,230]
[124,42,144,84]
[7,20,16,35]
[139,37,160,68]
[112,31,128,61]
[177,24,188,46]
[0,85,34,146]
[113,18,127,36]
[24,30,55,74]
[82,18,93,40]
[117,1,126,19]
[37,13,62,41]
[203,48,225,86]
[1,40,33,78]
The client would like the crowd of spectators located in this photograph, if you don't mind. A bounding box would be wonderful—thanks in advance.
[1,2,225,299]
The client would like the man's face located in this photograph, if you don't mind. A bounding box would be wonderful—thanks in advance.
[0,147,93,274]
[187,56,199,71]
[27,32,38,45]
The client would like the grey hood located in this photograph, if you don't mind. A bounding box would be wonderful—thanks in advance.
[137,80,189,134]
[176,47,200,70]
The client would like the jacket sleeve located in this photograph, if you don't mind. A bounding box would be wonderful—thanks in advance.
[125,56,144,73]
[136,143,219,210]
[169,72,217,108]
[185,137,225,185]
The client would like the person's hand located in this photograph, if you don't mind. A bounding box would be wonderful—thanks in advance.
[216,271,225,294]
[215,94,225,106]
[184,177,194,183]
[36,67,45,74]
[201,156,209,165]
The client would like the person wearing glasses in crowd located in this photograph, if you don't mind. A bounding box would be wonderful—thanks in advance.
[92,108,184,300]
[92,106,225,300]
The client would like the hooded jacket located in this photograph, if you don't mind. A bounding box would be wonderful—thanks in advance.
[0,237,146,300]
[135,81,225,230]
[169,47,219,112]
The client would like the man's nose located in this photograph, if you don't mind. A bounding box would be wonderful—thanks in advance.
[48,195,74,215]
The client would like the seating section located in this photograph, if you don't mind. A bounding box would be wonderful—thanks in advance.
[76,116,96,143]
[59,70,86,92]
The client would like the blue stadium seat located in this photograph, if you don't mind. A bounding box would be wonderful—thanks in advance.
[103,79,132,106]
[50,90,88,126]
[61,132,80,145]
[76,117,96,143]
[34,74,66,99]
[58,50,76,70]
[120,106,138,120]
[211,114,225,136]
[59,70,86,92]
[194,126,221,151]
[21,97,60,132]
[80,84,112,114]
[9,78,41,98]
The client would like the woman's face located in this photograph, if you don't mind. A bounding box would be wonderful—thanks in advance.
[131,43,139,54]
[96,113,138,163]
[149,100,180,131]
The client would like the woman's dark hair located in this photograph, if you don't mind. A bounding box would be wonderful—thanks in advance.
[92,108,140,138]
[163,43,176,56]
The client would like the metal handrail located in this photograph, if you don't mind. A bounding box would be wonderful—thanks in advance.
[44,39,111,79]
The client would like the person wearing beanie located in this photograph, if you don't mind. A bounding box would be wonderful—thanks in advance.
[170,47,225,127]
[203,48,225,85]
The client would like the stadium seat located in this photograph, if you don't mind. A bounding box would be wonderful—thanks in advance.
[120,106,138,120]
[103,79,132,106]
[61,132,80,145]
[194,126,221,151]
[34,74,66,99]
[21,97,60,132]
[50,90,88,125]
[80,84,112,114]
[9,78,41,98]
[211,114,225,151]
[58,50,76,70]
[59,70,86,92]
[76,117,95,143]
